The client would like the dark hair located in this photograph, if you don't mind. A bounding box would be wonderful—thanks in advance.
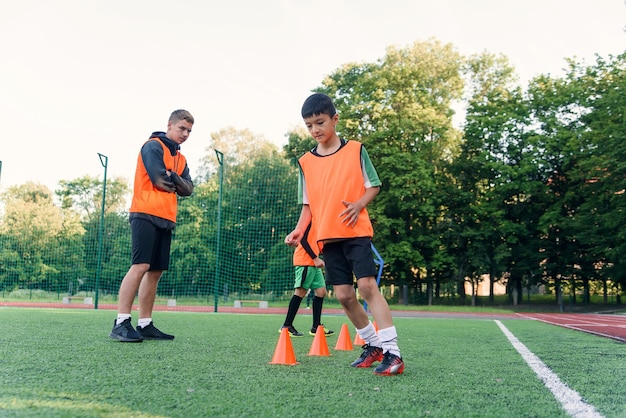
[169,109,194,125]
[301,93,337,119]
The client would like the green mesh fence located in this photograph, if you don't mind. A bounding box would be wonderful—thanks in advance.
[0,152,306,310]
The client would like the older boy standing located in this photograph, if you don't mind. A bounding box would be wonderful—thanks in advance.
[110,109,194,342]
[285,93,404,375]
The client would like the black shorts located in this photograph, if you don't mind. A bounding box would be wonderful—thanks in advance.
[130,218,172,271]
[322,237,377,286]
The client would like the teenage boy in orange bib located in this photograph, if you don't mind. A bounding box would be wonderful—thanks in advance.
[109,109,194,343]
[280,221,334,338]
[285,93,404,376]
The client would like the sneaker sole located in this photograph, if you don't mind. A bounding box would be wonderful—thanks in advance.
[279,329,303,337]
[109,332,143,343]
[351,359,382,368]
[138,336,175,340]
[373,362,405,376]
[351,354,383,368]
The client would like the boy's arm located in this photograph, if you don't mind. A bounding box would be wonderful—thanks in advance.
[340,186,380,227]
[285,204,312,247]
[299,223,318,260]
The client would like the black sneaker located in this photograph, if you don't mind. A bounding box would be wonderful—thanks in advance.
[136,322,175,340]
[109,318,143,342]
[309,325,335,336]
[373,351,405,376]
[350,344,383,368]
[279,325,303,337]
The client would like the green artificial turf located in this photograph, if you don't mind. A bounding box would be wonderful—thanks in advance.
[0,308,623,417]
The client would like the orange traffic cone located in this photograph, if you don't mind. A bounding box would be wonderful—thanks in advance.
[308,325,330,356]
[334,324,354,351]
[353,330,365,346]
[270,327,299,365]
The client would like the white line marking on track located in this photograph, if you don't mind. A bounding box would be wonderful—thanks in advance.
[495,320,603,418]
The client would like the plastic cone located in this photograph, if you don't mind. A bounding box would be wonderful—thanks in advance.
[353,331,365,346]
[270,327,299,365]
[308,325,330,356]
[334,324,354,351]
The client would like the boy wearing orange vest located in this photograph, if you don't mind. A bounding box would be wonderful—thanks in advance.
[279,221,334,338]
[110,109,194,343]
[285,93,404,375]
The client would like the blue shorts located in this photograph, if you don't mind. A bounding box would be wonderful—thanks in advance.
[130,218,172,271]
[322,237,377,286]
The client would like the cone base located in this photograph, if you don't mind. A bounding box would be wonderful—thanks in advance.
[334,324,354,351]
[308,325,331,356]
[270,328,299,365]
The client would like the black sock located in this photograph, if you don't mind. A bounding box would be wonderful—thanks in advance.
[312,296,324,329]
[283,295,303,326]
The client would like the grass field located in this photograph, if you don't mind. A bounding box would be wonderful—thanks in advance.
[0,308,624,417]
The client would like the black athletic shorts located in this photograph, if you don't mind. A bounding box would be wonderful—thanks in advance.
[322,237,377,286]
[130,217,172,271]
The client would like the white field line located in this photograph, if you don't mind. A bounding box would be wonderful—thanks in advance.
[495,320,603,418]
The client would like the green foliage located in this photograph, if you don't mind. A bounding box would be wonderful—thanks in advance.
[1,43,626,305]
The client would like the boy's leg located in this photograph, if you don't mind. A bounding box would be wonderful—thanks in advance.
[280,266,309,336]
[334,283,383,367]
[309,267,328,332]
[356,276,392,329]
[334,284,380,342]
[310,287,334,335]
[137,270,163,319]
[110,264,149,342]
[357,276,400,355]
[283,287,306,327]
[357,276,404,375]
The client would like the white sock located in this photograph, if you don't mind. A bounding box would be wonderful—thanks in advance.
[356,321,382,347]
[116,313,131,325]
[138,318,152,328]
[378,326,401,357]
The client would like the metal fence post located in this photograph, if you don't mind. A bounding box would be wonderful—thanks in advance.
[95,153,108,309]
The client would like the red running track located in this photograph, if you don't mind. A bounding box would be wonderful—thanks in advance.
[3,302,624,343]
[519,313,626,343]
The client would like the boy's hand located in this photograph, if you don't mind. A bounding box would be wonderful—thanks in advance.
[313,257,325,268]
[170,172,194,196]
[284,230,302,247]
[154,172,176,193]
[340,200,363,227]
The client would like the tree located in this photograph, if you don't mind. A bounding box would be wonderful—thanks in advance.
[56,175,130,221]
[196,127,279,182]
[317,39,464,304]
[453,52,533,304]
[0,182,85,292]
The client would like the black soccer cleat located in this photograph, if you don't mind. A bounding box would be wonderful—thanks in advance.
[109,318,143,342]
[373,351,405,376]
[309,325,335,336]
[136,322,175,340]
[279,325,304,337]
[350,344,383,368]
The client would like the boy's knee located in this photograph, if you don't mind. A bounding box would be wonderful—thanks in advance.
[356,277,378,299]
[336,291,356,306]
[294,288,307,298]
[314,287,327,298]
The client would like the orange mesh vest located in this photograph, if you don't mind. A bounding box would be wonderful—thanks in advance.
[293,223,319,267]
[129,139,187,223]
[298,140,374,243]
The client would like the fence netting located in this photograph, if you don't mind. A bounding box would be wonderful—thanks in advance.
[0,151,309,310]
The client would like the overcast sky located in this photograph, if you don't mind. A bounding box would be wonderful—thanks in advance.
[1,0,625,192]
